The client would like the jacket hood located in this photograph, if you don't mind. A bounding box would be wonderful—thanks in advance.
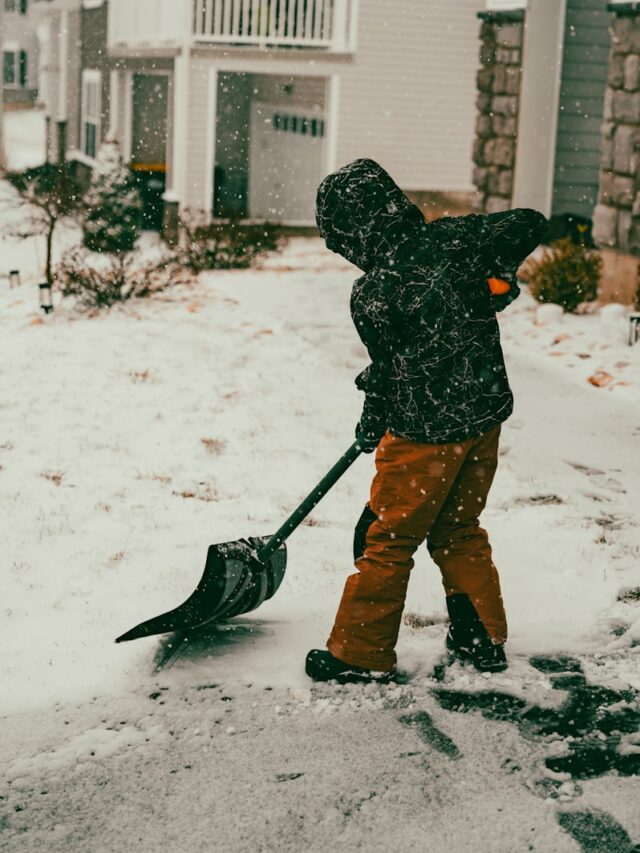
[315,158,426,272]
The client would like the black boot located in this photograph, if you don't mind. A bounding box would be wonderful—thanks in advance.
[445,594,508,673]
[305,649,395,684]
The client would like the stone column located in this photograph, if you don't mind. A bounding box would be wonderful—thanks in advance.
[593,7,640,254]
[592,5,640,302]
[472,11,525,214]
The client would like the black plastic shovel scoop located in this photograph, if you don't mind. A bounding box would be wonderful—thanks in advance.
[115,441,363,643]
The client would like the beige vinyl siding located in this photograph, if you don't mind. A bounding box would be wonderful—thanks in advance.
[185,0,484,210]
[252,74,325,108]
[336,0,484,192]
[551,0,610,218]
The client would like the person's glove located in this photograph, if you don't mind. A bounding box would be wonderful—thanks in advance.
[355,394,386,454]
[355,426,383,454]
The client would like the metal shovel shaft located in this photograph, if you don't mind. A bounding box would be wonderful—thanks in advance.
[256,440,364,564]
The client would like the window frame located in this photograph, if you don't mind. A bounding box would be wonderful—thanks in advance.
[3,47,27,88]
[81,68,102,161]
[4,0,28,14]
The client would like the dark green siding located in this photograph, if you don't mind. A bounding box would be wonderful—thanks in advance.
[551,0,610,218]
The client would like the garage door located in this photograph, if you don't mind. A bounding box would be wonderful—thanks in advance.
[248,102,326,224]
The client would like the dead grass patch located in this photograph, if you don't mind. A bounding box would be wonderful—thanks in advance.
[172,482,218,502]
[42,471,64,487]
[201,438,226,455]
[129,369,151,383]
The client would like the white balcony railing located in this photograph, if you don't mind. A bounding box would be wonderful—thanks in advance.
[192,0,356,51]
[108,0,357,52]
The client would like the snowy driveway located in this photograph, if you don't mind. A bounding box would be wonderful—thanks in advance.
[1,236,639,852]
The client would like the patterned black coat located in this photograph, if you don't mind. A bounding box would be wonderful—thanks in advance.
[315,159,548,444]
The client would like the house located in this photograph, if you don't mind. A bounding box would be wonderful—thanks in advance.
[40,0,487,234]
[472,0,640,303]
[2,0,47,107]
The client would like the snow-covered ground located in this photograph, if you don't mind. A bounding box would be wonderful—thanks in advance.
[1,113,639,852]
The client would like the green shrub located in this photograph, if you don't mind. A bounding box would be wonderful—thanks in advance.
[82,140,142,254]
[524,237,601,313]
[178,210,286,273]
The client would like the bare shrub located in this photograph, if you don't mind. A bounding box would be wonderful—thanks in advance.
[55,247,191,310]
[177,209,286,273]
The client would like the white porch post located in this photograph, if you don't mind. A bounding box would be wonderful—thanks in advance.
[58,8,69,123]
[332,0,348,52]
[325,74,341,175]
[511,0,567,216]
[123,70,133,162]
[109,69,120,139]
[204,67,218,216]
[166,2,192,210]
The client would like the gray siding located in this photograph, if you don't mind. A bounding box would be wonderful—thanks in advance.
[551,0,610,218]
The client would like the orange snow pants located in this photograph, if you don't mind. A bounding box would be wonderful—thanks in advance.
[327,426,507,671]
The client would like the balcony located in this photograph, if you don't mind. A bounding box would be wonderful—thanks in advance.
[108,0,358,52]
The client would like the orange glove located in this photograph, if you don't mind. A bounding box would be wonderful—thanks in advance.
[488,277,511,296]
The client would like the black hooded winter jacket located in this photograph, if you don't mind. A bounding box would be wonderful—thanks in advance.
[315,158,548,444]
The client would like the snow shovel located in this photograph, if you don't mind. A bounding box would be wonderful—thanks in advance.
[115,440,364,643]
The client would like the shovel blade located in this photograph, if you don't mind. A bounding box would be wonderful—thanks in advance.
[115,536,286,643]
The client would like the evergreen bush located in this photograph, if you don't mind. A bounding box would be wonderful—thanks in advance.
[82,139,143,253]
[523,237,601,313]
[178,210,286,272]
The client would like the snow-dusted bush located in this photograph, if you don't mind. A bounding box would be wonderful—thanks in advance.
[523,237,601,313]
[82,139,142,254]
[178,209,286,272]
[55,247,189,310]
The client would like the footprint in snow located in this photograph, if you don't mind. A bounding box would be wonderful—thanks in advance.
[557,810,640,853]
[566,462,627,495]
[431,655,640,784]
[398,710,460,760]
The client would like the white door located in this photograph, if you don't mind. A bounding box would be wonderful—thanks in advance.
[248,102,325,224]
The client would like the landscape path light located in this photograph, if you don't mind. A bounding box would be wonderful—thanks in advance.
[629,312,640,346]
[39,282,53,314]
[9,269,20,288]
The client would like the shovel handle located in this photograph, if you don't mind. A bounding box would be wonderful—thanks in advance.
[256,440,364,564]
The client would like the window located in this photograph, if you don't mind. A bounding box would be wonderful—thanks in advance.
[3,50,27,87]
[4,0,28,14]
[272,112,325,137]
[3,52,15,85]
[81,69,101,159]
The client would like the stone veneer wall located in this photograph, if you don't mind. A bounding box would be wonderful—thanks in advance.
[593,7,640,254]
[472,12,525,214]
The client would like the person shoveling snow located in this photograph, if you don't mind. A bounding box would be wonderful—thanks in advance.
[306,158,548,685]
